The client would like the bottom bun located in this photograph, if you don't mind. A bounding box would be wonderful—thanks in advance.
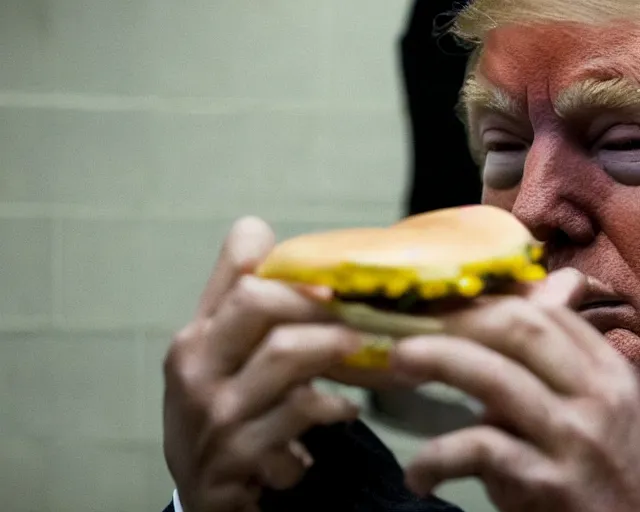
[331,301,445,338]
[330,301,445,369]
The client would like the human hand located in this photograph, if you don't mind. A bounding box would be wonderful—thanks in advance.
[393,268,640,512]
[162,217,363,512]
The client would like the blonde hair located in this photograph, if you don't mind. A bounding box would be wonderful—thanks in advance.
[452,0,640,44]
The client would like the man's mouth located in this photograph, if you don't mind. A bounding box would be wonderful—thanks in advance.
[548,270,640,366]
[574,276,640,349]
[579,297,627,311]
[578,276,628,312]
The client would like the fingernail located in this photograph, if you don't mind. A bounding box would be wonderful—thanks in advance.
[388,342,418,372]
[289,441,315,468]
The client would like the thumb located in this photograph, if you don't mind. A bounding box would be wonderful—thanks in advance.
[196,216,275,318]
[528,267,588,310]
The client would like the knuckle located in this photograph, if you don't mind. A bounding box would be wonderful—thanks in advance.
[473,428,523,474]
[289,386,319,406]
[521,465,567,499]
[288,387,323,420]
[607,375,639,409]
[259,450,308,491]
[229,275,266,314]
[555,405,608,455]
[211,385,243,429]
[172,323,197,347]
[499,299,546,345]
[552,406,584,436]
[164,321,210,383]
[423,435,448,462]
[226,434,261,471]
[326,328,357,359]
[474,430,501,464]
[265,327,300,361]
[489,443,523,474]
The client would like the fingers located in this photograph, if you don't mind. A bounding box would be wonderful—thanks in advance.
[440,296,594,394]
[244,386,359,446]
[207,277,338,375]
[252,389,355,491]
[214,386,356,486]
[405,425,545,497]
[392,337,560,444]
[229,325,362,418]
[288,439,314,467]
[258,440,315,491]
[196,216,275,319]
[258,448,308,490]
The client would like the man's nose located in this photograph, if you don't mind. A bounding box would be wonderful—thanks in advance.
[510,139,596,245]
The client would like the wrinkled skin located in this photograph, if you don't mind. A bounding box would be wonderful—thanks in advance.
[163,20,640,512]
[398,21,640,512]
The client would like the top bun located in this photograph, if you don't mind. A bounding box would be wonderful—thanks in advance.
[258,206,542,292]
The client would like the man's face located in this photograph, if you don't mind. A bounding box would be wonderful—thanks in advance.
[469,22,640,364]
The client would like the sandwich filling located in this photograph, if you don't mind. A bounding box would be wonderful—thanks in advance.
[332,244,546,368]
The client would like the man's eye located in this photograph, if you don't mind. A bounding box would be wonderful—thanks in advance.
[597,137,640,186]
[482,144,528,190]
[600,139,640,151]
[592,124,640,185]
[485,141,528,152]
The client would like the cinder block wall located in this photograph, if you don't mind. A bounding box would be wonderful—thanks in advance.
[0,1,412,510]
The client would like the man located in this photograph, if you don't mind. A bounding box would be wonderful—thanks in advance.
[162,0,640,510]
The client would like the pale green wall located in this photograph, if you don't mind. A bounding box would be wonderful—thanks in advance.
[0,1,495,511]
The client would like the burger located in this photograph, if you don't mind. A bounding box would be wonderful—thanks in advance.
[256,205,545,369]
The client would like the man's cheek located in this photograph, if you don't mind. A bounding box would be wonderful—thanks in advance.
[602,190,640,275]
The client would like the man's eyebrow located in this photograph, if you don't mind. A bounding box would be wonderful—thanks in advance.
[458,76,522,120]
[555,77,640,119]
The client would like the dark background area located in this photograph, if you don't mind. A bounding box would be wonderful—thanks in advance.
[402,0,482,216]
